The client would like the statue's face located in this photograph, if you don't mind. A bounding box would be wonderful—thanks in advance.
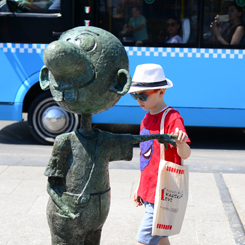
[41,26,130,115]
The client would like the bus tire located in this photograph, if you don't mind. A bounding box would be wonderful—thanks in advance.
[28,91,79,145]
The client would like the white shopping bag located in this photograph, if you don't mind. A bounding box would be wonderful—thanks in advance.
[152,108,189,236]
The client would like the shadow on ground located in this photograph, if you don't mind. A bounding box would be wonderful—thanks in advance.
[185,126,245,150]
[0,121,39,145]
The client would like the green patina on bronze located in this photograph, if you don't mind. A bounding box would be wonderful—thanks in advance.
[39,26,176,245]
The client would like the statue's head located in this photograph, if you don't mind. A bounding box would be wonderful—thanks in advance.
[39,26,131,115]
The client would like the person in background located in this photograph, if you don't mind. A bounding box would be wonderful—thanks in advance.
[159,16,182,44]
[210,2,244,45]
[112,5,125,39]
[127,6,148,46]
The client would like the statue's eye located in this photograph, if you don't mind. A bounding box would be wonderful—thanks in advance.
[74,34,96,52]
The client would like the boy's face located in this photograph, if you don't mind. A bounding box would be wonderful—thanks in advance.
[135,89,165,113]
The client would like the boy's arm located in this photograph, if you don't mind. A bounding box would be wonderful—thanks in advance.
[172,128,191,160]
[132,134,177,149]
[133,182,144,207]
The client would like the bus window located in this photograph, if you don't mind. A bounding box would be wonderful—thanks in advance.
[203,0,245,47]
[0,0,72,43]
[3,0,60,13]
[97,0,198,47]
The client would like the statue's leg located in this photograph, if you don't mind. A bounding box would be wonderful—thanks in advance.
[51,231,86,245]
[50,231,71,245]
[81,192,110,245]
[84,229,102,245]
[47,198,83,245]
[49,217,87,245]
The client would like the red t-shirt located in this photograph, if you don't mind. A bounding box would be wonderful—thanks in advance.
[137,107,191,204]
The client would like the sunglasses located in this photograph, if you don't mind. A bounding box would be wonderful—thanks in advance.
[130,89,159,101]
[167,22,176,27]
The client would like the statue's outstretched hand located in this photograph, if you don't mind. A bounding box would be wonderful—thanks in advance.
[157,134,177,149]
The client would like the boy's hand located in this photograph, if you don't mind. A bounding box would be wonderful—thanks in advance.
[171,128,188,145]
[158,134,177,149]
[133,191,144,207]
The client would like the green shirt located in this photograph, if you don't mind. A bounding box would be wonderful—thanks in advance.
[129,15,148,42]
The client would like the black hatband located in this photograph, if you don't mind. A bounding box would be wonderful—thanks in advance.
[131,80,168,87]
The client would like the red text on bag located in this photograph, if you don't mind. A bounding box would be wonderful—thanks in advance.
[156,224,173,230]
[166,166,184,174]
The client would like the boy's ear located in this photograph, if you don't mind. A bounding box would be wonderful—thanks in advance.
[160,89,166,97]
[39,66,50,91]
[110,69,131,95]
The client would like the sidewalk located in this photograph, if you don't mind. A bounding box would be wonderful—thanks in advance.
[0,165,244,245]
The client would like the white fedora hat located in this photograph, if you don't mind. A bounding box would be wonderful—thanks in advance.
[128,64,173,93]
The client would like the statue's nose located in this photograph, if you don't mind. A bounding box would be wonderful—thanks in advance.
[43,40,92,79]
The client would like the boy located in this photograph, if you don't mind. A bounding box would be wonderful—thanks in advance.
[129,64,191,245]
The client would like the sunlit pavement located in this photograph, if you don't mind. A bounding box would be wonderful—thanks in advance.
[0,165,244,245]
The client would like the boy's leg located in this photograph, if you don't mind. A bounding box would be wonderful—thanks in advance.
[159,237,170,245]
[137,202,163,245]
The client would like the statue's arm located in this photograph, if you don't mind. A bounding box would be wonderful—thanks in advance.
[47,177,78,219]
[132,134,177,149]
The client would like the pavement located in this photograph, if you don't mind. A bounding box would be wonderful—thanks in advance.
[0,147,245,245]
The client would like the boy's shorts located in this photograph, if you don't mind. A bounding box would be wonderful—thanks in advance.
[137,201,167,245]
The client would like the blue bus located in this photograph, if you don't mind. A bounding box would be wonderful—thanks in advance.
[0,0,245,144]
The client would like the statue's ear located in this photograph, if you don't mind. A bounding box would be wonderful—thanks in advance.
[110,69,131,95]
[39,66,50,91]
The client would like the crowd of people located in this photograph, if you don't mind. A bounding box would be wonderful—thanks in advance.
[112,1,245,47]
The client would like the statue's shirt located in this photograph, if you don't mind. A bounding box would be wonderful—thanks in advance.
[44,129,134,194]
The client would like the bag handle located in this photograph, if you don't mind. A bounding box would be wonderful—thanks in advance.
[160,107,172,160]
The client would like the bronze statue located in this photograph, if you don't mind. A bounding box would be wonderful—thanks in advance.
[39,26,176,245]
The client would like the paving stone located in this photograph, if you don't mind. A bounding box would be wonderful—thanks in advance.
[0,165,8,174]
[0,179,22,195]
[195,220,236,245]
[12,179,47,196]
[0,166,46,180]
[223,174,245,230]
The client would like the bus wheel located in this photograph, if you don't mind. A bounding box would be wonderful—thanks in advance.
[28,91,79,145]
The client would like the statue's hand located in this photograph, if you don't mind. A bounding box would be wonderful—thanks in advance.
[158,134,177,149]
[67,211,79,220]
[59,206,79,219]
